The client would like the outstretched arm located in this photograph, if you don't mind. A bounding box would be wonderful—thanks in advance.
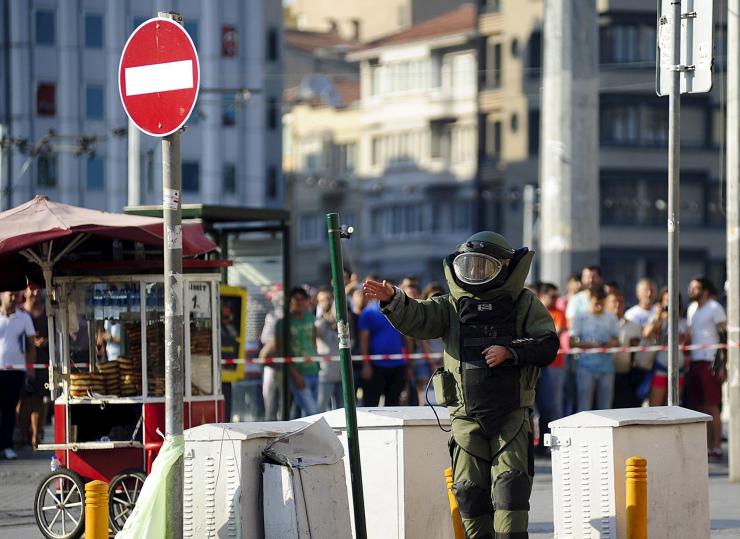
[363,279,450,341]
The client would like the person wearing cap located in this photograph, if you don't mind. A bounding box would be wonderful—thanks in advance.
[364,231,558,539]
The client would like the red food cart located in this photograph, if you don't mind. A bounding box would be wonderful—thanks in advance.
[0,196,227,538]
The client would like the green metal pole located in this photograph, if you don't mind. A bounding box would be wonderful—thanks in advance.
[326,212,367,539]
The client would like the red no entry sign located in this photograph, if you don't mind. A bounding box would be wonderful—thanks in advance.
[118,17,200,137]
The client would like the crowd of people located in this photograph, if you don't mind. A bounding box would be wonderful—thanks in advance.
[258,272,448,420]
[0,265,727,463]
[258,265,728,462]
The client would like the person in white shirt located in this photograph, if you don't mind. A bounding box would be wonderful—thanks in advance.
[0,291,36,460]
[686,277,727,462]
[624,278,658,329]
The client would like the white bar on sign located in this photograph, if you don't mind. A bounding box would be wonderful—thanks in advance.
[125,60,194,96]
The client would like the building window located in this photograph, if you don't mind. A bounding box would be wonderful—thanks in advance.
[267,27,279,62]
[182,161,200,193]
[84,14,104,48]
[601,22,656,64]
[36,83,56,116]
[484,0,501,13]
[266,166,278,199]
[184,21,199,48]
[527,31,542,79]
[451,125,475,164]
[371,204,424,239]
[267,98,279,130]
[337,143,357,174]
[298,214,324,246]
[222,25,238,57]
[222,92,236,126]
[600,104,640,145]
[601,172,707,227]
[86,85,104,120]
[86,157,104,191]
[486,118,502,157]
[486,42,502,89]
[36,154,57,188]
[528,110,540,154]
[35,10,55,46]
[223,164,236,195]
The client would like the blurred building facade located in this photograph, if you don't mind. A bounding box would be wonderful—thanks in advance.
[289,0,470,43]
[478,0,726,293]
[285,4,478,285]
[0,0,283,212]
[286,0,727,296]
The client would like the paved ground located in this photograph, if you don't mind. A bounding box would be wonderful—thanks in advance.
[1,445,739,538]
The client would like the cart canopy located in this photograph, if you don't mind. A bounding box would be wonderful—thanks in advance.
[0,196,218,290]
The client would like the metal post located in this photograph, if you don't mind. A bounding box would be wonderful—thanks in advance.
[474,0,487,231]
[326,213,367,539]
[128,118,141,207]
[160,11,185,535]
[726,0,740,482]
[667,0,682,406]
[162,129,184,539]
[280,223,291,421]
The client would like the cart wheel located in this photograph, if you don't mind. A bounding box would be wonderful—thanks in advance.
[34,469,85,539]
[108,469,146,532]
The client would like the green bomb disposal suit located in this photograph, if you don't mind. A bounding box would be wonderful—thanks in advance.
[380,231,558,539]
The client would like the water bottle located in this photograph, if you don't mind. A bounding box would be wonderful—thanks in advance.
[50,455,61,472]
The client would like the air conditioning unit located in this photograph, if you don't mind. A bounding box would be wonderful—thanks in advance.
[546,406,710,539]
[183,419,336,539]
[316,407,454,539]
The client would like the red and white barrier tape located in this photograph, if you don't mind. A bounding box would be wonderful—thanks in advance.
[3,342,733,370]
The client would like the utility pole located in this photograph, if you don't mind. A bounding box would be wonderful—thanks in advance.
[159,12,185,538]
[666,0,682,407]
[726,0,740,482]
[539,1,599,287]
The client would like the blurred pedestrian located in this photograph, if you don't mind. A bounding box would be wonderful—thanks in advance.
[358,281,406,407]
[625,278,658,328]
[606,291,643,408]
[535,282,567,431]
[686,277,726,461]
[316,287,343,412]
[555,273,581,313]
[565,265,603,323]
[645,287,689,407]
[402,282,423,405]
[419,282,446,405]
[260,285,283,420]
[348,284,368,404]
[17,283,49,449]
[0,291,36,459]
[570,286,619,412]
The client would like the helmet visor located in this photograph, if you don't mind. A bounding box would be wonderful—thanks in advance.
[452,253,503,286]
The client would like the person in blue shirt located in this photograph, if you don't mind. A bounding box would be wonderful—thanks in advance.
[358,295,406,406]
[570,285,620,411]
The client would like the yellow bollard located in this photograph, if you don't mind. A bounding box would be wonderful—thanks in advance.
[626,456,648,539]
[85,480,109,539]
[444,467,465,539]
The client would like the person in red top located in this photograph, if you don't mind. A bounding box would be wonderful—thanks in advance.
[534,282,567,447]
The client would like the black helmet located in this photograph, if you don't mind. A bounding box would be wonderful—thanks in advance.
[448,231,518,292]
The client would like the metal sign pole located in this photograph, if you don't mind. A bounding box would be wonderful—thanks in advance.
[667,0,682,406]
[160,12,185,539]
[326,213,367,539]
[727,0,740,482]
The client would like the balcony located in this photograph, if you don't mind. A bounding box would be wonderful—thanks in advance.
[479,10,505,36]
